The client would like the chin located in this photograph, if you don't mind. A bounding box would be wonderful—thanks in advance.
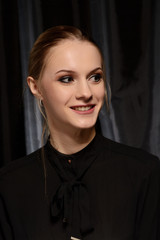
[74,121,96,130]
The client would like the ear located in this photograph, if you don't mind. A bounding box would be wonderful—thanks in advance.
[27,76,43,99]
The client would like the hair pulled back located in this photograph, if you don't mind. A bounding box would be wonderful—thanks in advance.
[28,25,103,81]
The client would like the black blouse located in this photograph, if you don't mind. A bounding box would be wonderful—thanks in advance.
[0,133,160,240]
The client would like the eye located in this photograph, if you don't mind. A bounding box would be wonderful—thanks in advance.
[90,73,103,83]
[58,76,74,83]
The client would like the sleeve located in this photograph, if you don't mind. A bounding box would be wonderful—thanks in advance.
[0,196,14,240]
[135,158,160,240]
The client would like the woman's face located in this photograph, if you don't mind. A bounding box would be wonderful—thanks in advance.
[39,40,105,133]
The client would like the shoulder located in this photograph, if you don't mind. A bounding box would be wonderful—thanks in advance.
[95,134,160,192]
[97,133,160,171]
[0,147,47,206]
[0,147,43,181]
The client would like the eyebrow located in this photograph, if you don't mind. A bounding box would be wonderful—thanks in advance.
[86,67,103,78]
[55,69,75,74]
[55,67,103,76]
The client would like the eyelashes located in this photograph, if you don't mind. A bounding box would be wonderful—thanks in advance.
[58,73,103,84]
[58,76,73,83]
[90,73,103,82]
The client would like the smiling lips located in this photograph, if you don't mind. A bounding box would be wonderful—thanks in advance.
[70,105,95,113]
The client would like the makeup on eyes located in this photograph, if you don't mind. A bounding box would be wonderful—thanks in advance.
[56,67,103,84]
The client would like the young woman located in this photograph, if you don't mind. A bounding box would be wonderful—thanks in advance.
[0,25,160,240]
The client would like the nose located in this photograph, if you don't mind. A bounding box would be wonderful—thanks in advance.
[75,80,93,101]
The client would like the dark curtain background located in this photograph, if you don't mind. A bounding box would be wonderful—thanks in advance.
[0,0,25,167]
[0,0,160,167]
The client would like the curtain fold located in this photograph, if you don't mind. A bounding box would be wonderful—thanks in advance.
[89,0,160,158]
[89,0,120,142]
[149,0,160,158]
[0,0,25,166]
[17,0,43,154]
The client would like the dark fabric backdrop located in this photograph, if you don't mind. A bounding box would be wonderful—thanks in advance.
[0,0,25,167]
[0,0,160,167]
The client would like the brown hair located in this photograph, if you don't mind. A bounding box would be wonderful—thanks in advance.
[28,25,105,81]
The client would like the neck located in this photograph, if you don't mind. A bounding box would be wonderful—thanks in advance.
[49,127,96,154]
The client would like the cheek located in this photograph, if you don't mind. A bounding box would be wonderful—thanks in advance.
[40,84,57,109]
[41,85,71,108]
[95,85,105,101]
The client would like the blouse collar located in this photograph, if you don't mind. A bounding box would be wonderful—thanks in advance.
[44,133,101,239]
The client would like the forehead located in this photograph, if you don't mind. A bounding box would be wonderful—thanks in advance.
[44,39,102,70]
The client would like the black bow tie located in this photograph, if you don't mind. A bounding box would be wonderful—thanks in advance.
[46,141,97,239]
[51,179,94,238]
[46,136,98,239]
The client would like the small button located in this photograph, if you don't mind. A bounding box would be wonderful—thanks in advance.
[63,217,67,223]
[68,159,72,164]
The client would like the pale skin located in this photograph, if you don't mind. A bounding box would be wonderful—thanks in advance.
[27,39,105,154]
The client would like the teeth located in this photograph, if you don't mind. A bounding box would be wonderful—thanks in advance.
[74,106,93,111]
